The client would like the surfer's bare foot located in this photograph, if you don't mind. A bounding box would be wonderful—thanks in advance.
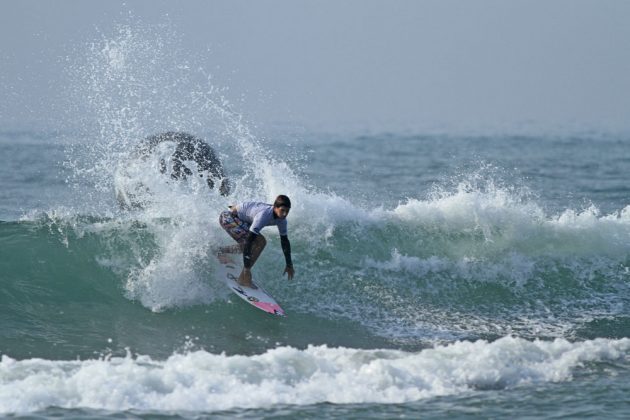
[238,268,257,289]
[237,279,257,289]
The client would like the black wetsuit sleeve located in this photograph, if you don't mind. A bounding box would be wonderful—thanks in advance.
[243,231,257,269]
[280,235,293,268]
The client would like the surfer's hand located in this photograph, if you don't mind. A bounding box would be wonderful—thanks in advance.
[284,266,294,280]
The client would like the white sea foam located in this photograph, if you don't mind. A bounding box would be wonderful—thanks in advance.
[385,182,630,259]
[1,337,628,414]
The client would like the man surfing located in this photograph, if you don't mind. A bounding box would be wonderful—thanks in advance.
[218,195,294,288]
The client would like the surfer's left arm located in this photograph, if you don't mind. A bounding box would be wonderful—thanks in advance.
[280,235,294,280]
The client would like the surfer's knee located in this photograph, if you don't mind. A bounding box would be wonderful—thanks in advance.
[255,235,267,249]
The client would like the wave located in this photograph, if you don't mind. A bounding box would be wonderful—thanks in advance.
[1,336,628,415]
[4,176,630,347]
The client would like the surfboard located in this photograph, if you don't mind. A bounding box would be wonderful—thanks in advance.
[215,252,286,316]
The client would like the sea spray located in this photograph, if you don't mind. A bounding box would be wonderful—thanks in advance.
[61,21,312,312]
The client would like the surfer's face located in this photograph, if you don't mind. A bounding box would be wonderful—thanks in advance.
[274,205,290,219]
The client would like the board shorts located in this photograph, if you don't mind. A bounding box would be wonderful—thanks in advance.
[219,210,250,244]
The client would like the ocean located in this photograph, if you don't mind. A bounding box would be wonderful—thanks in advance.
[1,24,630,419]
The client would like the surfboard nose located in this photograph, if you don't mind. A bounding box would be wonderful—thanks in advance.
[254,302,285,316]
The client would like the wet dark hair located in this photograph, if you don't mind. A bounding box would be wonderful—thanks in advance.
[273,195,291,208]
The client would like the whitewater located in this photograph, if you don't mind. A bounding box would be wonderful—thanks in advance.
[1,22,629,419]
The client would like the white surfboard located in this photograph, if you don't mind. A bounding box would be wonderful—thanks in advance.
[216,252,286,316]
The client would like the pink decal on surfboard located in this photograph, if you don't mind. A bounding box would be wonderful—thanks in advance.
[253,301,285,316]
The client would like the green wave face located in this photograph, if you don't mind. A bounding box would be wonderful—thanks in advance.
[2,192,629,360]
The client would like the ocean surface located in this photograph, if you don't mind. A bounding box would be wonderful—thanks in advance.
[1,24,630,419]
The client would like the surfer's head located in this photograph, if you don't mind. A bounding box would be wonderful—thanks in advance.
[273,195,291,219]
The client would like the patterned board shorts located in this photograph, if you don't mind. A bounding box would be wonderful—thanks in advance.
[219,210,250,244]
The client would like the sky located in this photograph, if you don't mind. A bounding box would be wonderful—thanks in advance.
[1,0,629,134]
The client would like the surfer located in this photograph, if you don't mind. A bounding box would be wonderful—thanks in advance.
[218,195,294,288]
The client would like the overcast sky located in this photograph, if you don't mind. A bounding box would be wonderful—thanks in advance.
[1,0,629,133]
